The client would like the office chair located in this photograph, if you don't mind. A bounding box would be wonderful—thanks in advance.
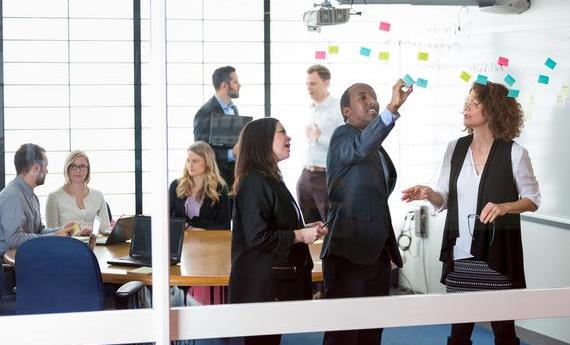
[15,236,144,315]
[0,263,16,315]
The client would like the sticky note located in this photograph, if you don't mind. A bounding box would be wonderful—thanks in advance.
[379,21,391,32]
[460,71,472,82]
[545,57,557,70]
[507,89,520,98]
[538,74,549,84]
[378,51,390,61]
[360,47,371,57]
[497,56,509,67]
[403,74,415,86]
[475,74,488,85]
[315,51,326,60]
[417,51,429,61]
[416,78,428,88]
[328,45,339,54]
[504,74,516,87]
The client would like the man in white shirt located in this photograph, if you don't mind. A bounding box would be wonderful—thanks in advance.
[296,65,343,224]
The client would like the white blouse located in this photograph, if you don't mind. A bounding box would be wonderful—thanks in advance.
[45,186,111,231]
[434,139,541,260]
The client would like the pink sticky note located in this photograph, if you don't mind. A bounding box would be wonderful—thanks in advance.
[498,56,509,67]
[379,21,391,32]
[315,51,326,60]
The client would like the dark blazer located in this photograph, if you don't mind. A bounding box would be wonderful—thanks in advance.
[229,170,313,303]
[168,179,231,230]
[193,96,239,186]
[321,111,403,267]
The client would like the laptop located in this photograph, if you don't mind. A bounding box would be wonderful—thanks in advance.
[107,216,185,267]
[209,115,253,147]
[96,216,135,245]
[73,216,102,248]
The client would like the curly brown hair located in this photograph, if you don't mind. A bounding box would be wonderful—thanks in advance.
[468,82,524,140]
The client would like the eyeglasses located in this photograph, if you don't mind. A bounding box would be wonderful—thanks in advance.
[69,164,89,171]
[467,214,496,245]
[464,97,481,110]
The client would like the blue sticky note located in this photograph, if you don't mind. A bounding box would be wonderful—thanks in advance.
[507,89,520,98]
[416,78,428,88]
[545,57,557,70]
[360,47,371,57]
[504,74,516,87]
[403,74,415,87]
[538,74,549,85]
[475,74,488,85]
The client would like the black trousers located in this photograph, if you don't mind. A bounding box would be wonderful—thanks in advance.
[296,169,328,224]
[448,321,519,345]
[322,252,391,345]
[244,334,281,345]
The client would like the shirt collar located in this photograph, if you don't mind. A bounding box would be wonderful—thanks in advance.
[214,94,234,113]
[15,175,35,198]
[311,93,333,109]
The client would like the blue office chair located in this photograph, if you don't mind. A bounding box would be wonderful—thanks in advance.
[0,263,16,315]
[15,236,144,315]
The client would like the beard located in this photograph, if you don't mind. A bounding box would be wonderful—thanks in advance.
[35,172,46,186]
[228,88,239,99]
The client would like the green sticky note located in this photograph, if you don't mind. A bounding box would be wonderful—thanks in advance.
[378,51,390,61]
[475,74,488,85]
[460,71,472,82]
[403,74,415,87]
[416,78,428,88]
[504,74,516,87]
[417,51,429,61]
[538,74,549,85]
[328,45,339,54]
[545,57,557,70]
[507,89,520,98]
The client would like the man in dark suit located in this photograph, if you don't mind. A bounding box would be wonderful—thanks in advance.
[321,79,413,345]
[193,66,241,188]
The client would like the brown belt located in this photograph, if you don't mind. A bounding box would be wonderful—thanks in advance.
[305,165,326,172]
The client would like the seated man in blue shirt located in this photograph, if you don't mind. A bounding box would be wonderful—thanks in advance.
[0,143,76,256]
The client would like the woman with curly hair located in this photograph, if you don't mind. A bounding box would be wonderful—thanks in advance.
[402,82,540,345]
[169,141,230,230]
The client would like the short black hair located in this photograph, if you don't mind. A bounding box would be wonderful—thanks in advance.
[339,83,359,122]
[14,143,46,175]
[212,66,236,90]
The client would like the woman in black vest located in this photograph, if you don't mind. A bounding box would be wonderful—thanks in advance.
[402,82,540,345]
[229,118,327,345]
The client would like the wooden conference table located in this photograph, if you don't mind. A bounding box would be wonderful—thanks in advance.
[3,230,324,287]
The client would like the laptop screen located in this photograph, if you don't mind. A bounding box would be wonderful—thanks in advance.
[129,216,185,261]
[209,115,253,147]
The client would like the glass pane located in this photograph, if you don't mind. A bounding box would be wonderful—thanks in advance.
[69,0,132,18]
[70,85,133,107]
[4,63,68,85]
[4,129,69,151]
[70,41,133,62]
[203,20,263,42]
[166,19,203,41]
[3,41,68,62]
[2,0,67,17]
[71,128,135,150]
[69,19,133,40]
[4,85,68,107]
[166,0,202,19]
[5,108,69,129]
[203,0,262,20]
[3,18,67,40]
[167,63,205,84]
[70,63,133,84]
[71,107,133,129]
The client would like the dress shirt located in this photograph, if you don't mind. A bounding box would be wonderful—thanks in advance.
[214,94,238,161]
[434,139,541,260]
[0,176,56,256]
[304,94,344,168]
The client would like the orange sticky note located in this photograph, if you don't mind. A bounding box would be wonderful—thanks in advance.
[315,51,326,60]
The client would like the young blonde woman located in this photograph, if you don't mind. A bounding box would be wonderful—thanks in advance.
[169,141,230,306]
[168,141,230,230]
[46,150,110,233]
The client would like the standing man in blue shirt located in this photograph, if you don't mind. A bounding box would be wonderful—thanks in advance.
[193,66,241,188]
[0,143,76,257]
[296,65,343,224]
[321,79,412,345]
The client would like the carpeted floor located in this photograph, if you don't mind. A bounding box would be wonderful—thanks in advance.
[281,324,531,345]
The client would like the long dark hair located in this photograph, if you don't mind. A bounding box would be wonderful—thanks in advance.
[232,117,280,194]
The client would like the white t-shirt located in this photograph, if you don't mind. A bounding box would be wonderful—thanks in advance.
[434,139,541,260]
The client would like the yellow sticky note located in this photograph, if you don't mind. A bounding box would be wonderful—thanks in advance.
[378,51,390,61]
[328,45,339,54]
[460,71,472,82]
[418,51,429,61]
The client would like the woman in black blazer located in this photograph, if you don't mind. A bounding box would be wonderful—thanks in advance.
[229,118,328,345]
[169,141,230,230]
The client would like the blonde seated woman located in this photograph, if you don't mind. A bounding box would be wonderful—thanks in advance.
[169,141,231,306]
[46,150,111,234]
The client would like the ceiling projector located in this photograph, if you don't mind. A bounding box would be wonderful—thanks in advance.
[303,5,351,32]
